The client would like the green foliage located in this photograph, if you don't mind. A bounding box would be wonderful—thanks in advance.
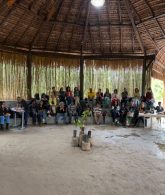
[151,78,164,103]
[74,110,91,128]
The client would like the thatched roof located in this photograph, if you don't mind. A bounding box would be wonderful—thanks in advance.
[0,0,164,57]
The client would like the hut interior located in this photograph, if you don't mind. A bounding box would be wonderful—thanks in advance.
[0,1,165,195]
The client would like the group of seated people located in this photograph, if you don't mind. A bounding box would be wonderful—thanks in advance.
[0,86,164,130]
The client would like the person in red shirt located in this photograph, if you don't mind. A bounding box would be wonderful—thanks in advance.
[66,86,73,105]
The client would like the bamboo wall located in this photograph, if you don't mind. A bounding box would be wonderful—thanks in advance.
[0,51,144,100]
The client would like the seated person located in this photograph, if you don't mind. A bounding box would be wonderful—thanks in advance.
[93,102,102,125]
[145,88,154,109]
[68,100,78,124]
[37,100,45,126]
[50,87,57,106]
[111,89,120,106]
[121,88,128,106]
[66,86,73,106]
[49,100,56,116]
[133,101,147,127]
[111,101,120,125]
[29,99,39,125]
[55,102,67,124]
[59,87,66,103]
[41,94,50,124]
[119,103,128,126]
[0,102,10,130]
[88,88,95,106]
[134,88,140,99]
[104,88,111,108]
[74,87,80,106]
[155,102,164,113]
[96,89,103,104]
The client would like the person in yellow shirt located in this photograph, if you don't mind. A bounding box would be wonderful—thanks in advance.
[88,88,95,100]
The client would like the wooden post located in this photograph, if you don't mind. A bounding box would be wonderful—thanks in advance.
[27,52,32,99]
[142,56,147,96]
[80,56,84,99]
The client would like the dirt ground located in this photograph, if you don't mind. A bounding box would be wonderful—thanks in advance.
[0,125,165,195]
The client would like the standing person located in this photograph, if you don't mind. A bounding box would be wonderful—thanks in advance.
[66,86,73,105]
[104,88,111,108]
[93,102,102,125]
[17,97,29,127]
[0,102,10,130]
[74,87,80,106]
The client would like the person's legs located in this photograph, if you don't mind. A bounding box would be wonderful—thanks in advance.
[0,116,5,130]
[24,111,28,126]
[94,114,97,124]
[55,113,60,124]
[68,112,72,124]
[31,112,37,125]
[62,113,67,124]
[97,114,102,125]
[37,112,43,125]
[111,110,116,123]
[5,116,10,129]
[43,110,47,124]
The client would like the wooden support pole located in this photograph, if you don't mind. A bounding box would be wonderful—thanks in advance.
[27,52,32,99]
[142,56,147,96]
[80,57,84,99]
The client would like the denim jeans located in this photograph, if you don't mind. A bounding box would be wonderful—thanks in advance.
[55,113,67,124]
[0,115,10,124]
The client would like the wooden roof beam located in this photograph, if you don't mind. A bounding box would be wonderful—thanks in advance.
[0,0,21,26]
[68,0,85,52]
[46,0,57,21]
[136,13,165,25]
[124,0,145,54]
[54,0,75,51]
[105,0,112,53]
[80,1,90,55]
[44,0,64,49]
[97,9,104,54]
[118,0,122,52]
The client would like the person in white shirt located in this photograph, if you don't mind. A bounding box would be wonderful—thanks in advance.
[93,103,102,125]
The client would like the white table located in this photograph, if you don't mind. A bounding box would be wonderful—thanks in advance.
[139,113,165,129]
[11,107,25,130]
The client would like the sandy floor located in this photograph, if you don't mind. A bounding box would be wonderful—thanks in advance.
[0,125,165,195]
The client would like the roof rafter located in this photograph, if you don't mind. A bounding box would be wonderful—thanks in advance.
[68,0,86,52]
[124,0,145,53]
[54,0,75,51]
[80,0,90,55]
[0,0,21,26]
[44,0,64,49]
[105,0,112,53]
